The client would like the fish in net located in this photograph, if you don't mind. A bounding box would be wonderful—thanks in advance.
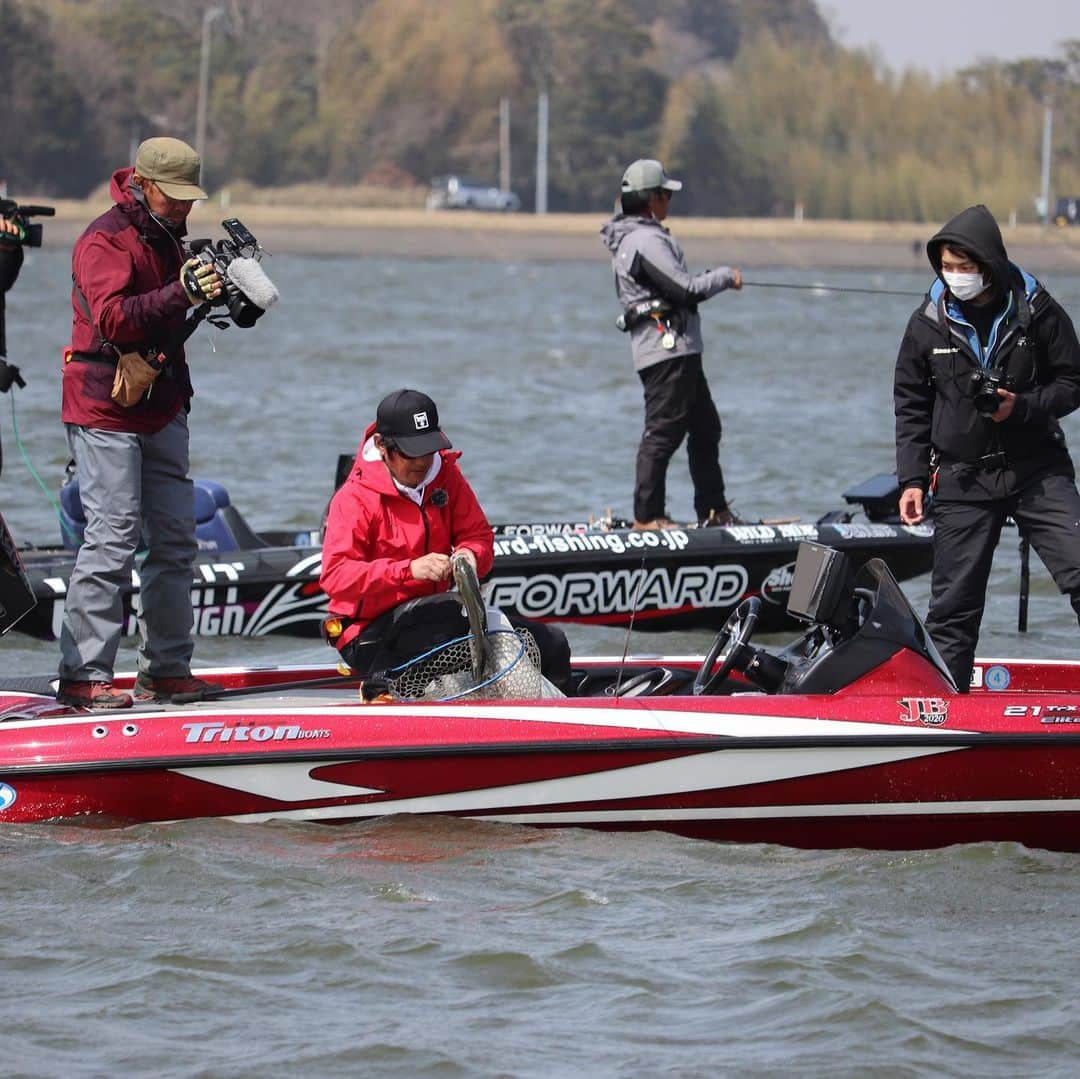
[388,627,544,702]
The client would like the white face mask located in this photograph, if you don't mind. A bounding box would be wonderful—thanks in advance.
[942,270,986,301]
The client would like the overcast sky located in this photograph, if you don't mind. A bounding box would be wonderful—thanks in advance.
[822,0,1080,76]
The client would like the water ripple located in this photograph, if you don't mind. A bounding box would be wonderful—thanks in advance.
[6,256,1080,1075]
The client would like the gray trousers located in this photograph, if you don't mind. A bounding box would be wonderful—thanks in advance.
[59,413,196,682]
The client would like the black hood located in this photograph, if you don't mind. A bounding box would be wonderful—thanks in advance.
[926,204,1012,297]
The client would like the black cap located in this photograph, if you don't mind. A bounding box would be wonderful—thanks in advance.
[375,388,452,456]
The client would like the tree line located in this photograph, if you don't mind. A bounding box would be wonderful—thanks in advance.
[2,0,1077,222]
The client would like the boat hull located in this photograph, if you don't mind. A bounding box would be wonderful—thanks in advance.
[2,656,1079,851]
[6,742,1076,850]
[18,519,933,640]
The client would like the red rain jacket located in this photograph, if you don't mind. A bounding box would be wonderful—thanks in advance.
[63,166,194,432]
[320,425,495,649]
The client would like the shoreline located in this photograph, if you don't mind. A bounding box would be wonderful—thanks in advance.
[30,200,1080,270]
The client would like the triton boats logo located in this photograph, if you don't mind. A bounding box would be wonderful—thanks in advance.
[182,722,332,744]
[0,782,16,811]
[898,698,949,726]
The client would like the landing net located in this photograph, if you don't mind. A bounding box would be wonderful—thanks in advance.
[388,627,543,702]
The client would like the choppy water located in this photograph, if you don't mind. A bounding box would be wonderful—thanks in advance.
[3,246,1080,1075]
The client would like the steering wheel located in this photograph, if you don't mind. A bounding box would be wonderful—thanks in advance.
[693,597,761,696]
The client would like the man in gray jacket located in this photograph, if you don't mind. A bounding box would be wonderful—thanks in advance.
[601,158,742,529]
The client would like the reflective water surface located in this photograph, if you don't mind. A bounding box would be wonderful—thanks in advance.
[3,248,1080,1076]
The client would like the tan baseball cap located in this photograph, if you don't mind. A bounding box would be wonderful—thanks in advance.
[133,137,208,200]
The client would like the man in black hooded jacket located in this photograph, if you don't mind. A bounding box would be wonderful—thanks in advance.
[894,204,1080,690]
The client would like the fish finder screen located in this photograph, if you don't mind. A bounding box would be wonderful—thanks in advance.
[786,542,854,626]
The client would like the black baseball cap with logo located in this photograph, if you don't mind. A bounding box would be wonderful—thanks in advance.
[375,388,453,456]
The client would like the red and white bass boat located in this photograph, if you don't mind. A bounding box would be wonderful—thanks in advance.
[1,543,1078,851]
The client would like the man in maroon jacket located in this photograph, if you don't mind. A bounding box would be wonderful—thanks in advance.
[57,137,224,709]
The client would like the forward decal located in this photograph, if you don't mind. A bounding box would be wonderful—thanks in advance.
[486,565,749,618]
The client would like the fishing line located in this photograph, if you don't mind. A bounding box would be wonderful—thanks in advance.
[9,392,81,545]
[613,553,649,703]
[743,281,922,298]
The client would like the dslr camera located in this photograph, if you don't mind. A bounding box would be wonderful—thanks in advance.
[183,218,279,328]
[0,198,55,248]
[969,368,1014,415]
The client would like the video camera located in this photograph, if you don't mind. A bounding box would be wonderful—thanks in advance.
[0,198,55,248]
[183,218,279,328]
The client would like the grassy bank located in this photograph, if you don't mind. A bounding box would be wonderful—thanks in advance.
[26,198,1080,270]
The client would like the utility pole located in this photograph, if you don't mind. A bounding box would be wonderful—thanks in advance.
[195,6,225,185]
[499,97,511,194]
[535,91,548,215]
[1039,96,1053,227]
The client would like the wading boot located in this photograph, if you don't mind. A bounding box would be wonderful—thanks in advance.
[56,680,134,710]
[134,674,224,704]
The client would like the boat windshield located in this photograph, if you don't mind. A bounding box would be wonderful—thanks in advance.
[776,553,956,695]
[852,558,956,689]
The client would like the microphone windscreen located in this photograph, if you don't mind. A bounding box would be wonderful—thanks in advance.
[227,257,279,310]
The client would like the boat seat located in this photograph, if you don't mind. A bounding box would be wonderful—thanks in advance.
[59,477,267,553]
[572,666,692,698]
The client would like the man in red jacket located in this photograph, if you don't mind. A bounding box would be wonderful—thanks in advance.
[321,388,572,693]
[57,137,224,709]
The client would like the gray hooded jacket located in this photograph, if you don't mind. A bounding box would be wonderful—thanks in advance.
[600,213,736,372]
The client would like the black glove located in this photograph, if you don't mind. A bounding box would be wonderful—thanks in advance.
[0,358,25,393]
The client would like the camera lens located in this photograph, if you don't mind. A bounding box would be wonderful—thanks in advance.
[969,370,1002,414]
[227,292,264,328]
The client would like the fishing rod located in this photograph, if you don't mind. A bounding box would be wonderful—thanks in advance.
[613,552,653,703]
[743,281,922,298]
